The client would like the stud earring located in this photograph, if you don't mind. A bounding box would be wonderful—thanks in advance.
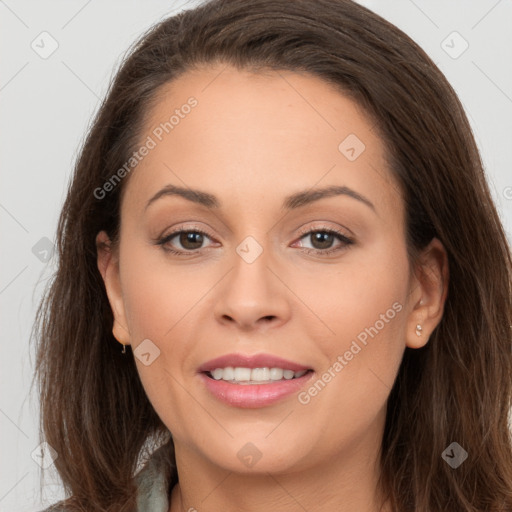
[415,324,423,336]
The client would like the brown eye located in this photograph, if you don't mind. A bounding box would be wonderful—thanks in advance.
[308,231,337,250]
[176,231,205,250]
[157,228,215,254]
[295,228,354,256]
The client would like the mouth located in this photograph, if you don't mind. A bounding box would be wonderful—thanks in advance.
[198,352,312,374]
[204,367,314,384]
[197,353,315,408]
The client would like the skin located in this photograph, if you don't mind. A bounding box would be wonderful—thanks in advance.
[97,64,448,512]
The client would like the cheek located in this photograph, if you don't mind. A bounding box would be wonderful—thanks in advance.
[296,235,409,347]
[117,240,213,402]
[119,239,203,338]
[117,242,205,428]
[293,236,409,414]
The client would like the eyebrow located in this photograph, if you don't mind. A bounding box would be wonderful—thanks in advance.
[145,184,376,213]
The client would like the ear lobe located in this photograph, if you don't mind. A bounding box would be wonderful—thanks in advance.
[96,231,131,346]
[406,237,449,349]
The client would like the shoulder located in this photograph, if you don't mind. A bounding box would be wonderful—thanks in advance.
[37,442,175,512]
[135,442,175,511]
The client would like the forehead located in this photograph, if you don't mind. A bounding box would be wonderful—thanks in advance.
[122,64,400,219]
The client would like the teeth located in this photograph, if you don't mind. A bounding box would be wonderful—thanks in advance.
[252,367,270,380]
[211,368,225,380]
[283,369,295,379]
[209,367,309,383]
[234,367,251,381]
[269,367,283,380]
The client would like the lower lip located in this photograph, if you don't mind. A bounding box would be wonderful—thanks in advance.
[199,371,314,408]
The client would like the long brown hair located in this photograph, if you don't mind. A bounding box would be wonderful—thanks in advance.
[32,0,512,510]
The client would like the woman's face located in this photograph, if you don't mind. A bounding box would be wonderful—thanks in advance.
[99,64,434,476]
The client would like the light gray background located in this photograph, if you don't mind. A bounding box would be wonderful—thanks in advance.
[1,1,511,510]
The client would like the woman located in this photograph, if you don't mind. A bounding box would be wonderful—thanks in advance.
[33,0,512,510]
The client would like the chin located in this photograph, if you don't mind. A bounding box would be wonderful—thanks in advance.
[200,437,314,476]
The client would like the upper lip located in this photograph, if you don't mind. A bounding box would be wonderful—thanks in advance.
[198,353,312,373]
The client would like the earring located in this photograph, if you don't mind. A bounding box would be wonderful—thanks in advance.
[415,324,423,336]
[113,332,128,354]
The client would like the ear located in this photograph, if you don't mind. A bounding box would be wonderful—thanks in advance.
[406,237,449,349]
[96,231,131,346]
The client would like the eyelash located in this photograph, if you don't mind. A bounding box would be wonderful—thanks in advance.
[156,225,354,257]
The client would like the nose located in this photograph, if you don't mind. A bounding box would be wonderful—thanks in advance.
[213,245,291,332]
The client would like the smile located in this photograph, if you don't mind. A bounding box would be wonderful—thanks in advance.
[207,366,310,383]
[199,369,315,408]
